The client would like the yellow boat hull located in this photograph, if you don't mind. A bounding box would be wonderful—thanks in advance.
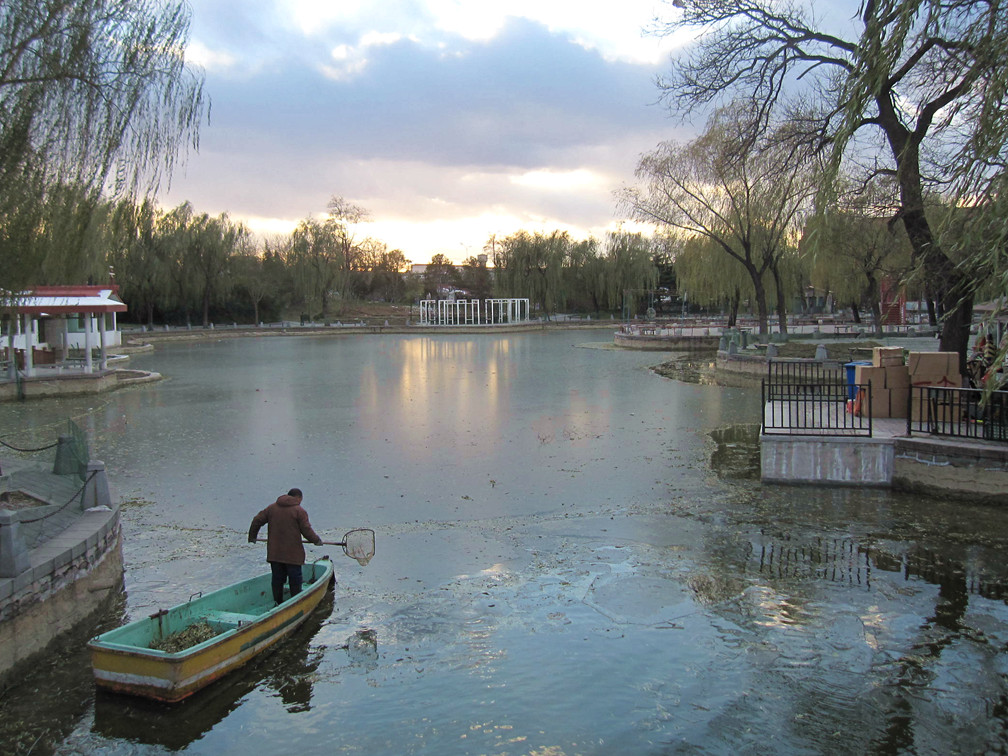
[89,559,334,703]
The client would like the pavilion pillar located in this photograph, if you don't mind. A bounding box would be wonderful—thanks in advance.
[23,314,35,377]
[84,314,94,373]
[98,313,108,371]
[60,318,70,361]
[5,322,13,381]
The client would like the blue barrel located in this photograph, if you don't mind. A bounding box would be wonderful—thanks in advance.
[845,361,872,401]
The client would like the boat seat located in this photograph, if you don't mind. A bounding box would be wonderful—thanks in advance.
[203,610,259,626]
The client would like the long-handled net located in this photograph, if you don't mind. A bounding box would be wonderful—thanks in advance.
[340,528,375,566]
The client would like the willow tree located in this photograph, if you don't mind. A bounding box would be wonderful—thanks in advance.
[492,231,568,319]
[564,238,602,313]
[674,235,752,327]
[188,211,245,327]
[33,183,115,284]
[0,0,206,294]
[653,0,1008,371]
[109,199,171,328]
[802,179,913,335]
[604,231,659,313]
[625,104,818,335]
[288,217,339,319]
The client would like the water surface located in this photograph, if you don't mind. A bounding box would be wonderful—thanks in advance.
[2,331,1007,755]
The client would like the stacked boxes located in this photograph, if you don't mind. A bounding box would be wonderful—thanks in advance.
[906,351,962,421]
[854,346,910,418]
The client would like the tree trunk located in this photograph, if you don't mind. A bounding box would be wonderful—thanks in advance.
[879,106,972,373]
[740,258,769,334]
[851,303,861,323]
[926,298,938,326]
[899,205,973,374]
[869,299,884,337]
[867,276,883,337]
[770,263,788,335]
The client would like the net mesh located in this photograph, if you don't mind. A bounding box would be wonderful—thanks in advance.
[343,529,375,566]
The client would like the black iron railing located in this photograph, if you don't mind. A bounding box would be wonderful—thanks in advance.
[767,358,845,387]
[762,380,873,436]
[907,386,1008,442]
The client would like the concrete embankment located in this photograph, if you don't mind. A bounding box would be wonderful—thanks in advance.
[0,367,161,402]
[0,459,122,678]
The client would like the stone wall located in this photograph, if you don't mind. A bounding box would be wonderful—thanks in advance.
[763,431,1008,503]
[0,371,116,401]
[0,524,122,674]
[893,438,1008,504]
[0,461,123,678]
[715,351,768,379]
[761,435,895,486]
[614,332,720,351]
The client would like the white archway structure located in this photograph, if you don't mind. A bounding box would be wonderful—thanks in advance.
[418,298,530,326]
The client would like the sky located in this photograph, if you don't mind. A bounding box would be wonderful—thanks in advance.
[162,0,698,265]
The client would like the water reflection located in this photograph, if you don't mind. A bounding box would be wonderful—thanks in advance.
[0,589,126,755]
[709,423,762,479]
[745,530,1008,601]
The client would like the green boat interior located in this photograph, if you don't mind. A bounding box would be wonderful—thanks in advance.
[91,559,333,654]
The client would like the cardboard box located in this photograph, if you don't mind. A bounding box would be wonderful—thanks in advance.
[862,387,891,418]
[889,387,909,418]
[911,373,962,389]
[885,365,910,388]
[872,346,904,367]
[907,351,957,376]
[854,365,887,388]
[933,402,961,425]
[910,387,962,422]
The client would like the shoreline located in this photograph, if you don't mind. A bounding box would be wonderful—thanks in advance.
[123,319,618,343]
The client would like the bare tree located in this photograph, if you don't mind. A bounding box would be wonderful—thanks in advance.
[327,196,371,303]
[652,0,1008,370]
[625,104,817,334]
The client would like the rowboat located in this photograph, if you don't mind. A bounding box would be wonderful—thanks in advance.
[88,558,335,703]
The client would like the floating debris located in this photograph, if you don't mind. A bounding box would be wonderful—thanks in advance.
[0,490,46,510]
[150,620,218,652]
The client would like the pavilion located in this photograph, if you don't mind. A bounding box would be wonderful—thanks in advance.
[2,285,128,378]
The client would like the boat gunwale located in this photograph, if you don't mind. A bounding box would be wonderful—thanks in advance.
[88,558,334,658]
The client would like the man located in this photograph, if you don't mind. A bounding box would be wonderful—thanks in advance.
[248,488,323,604]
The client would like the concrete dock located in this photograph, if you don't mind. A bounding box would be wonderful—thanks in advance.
[0,456,122,677]
[761,409,1008,503]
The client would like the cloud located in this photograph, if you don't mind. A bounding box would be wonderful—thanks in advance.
[164,4,687,263]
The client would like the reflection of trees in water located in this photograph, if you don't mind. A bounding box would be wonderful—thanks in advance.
[734,531,1008,751]
[0,584,127,755]
[742,532,1008,602]
[709,424,762,480]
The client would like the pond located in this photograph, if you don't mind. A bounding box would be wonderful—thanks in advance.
[2,331,1008,755]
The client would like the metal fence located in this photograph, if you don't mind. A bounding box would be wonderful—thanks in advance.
[767,358,845,387]
[906,386,1008,442]
[762,380,874,436]
[762,357,873,436]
